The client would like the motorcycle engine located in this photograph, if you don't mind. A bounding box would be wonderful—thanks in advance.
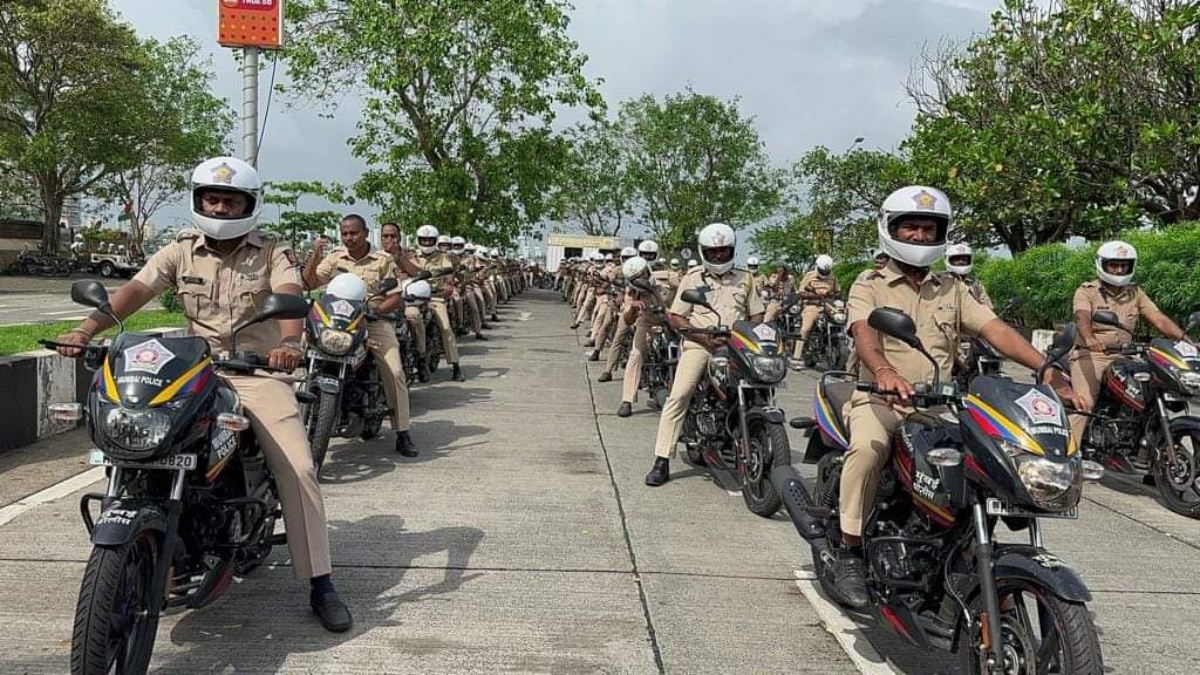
[867,518,942,589]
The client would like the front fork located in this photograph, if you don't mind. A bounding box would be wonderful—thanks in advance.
[972,502,1006,675]
[1155,397,1178,468]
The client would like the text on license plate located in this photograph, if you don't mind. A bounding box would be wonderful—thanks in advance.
[986,497,1078,519]
[88,450,197,471]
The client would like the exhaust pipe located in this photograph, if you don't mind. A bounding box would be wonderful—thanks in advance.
[769,465,826,541]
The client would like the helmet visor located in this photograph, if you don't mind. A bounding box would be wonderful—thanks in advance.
[703,246,734,264]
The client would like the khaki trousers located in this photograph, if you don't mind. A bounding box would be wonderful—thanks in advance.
[484,281,498,316]
[764,299,782,323]
[653,343,710,459]
[367,320,409,431]
[839,393,905,537]
[574,289,596,325]
[225,374,331,579]
[405,297,460,363]
[604,308,634,374]
[1069,351,1119,444]
[466,286,484,333]
[794,305,821,360]
[621,320,653,403]
[589,296,617,346]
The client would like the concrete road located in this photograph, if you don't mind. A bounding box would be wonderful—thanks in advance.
[2,288,1200,674]
[0,276,131,326]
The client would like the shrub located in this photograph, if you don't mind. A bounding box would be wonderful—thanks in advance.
[159,286,183,313]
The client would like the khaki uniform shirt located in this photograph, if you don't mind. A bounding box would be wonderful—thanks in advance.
[1073,281,1161,350]
[134,229,302,356]
[314,245,399,308]
[847,261,996,385]
[413,250,458,292]
[799,270,840,304]
[670,267,765,341]
[652,269,678,306]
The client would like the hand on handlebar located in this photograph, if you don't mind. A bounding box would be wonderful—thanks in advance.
[268,344,303,372]
[53,330,91,358]
[1084,336,1104,352]
[874,368,915,404]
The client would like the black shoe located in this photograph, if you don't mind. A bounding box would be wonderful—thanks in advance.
[451,363,466,382]
[416,357,430,383]
[481,323,492,330]
[395,430,418,457]
[474,333,489,341]
[587,349,600,362]
[583,338,595,348]
[645,458,669,486]
[493,315,501,322]
[617,402,632,417]
[833,551,871,609]
[597,371,612,383]
[311,589,353,633]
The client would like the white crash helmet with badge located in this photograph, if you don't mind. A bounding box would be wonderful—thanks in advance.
[403,278,433,302]
[1096,240,1137,287]
[637,240,659,261]
[747,256,760,270]
[620,246,637,262]
[945,243,974,275]
[450,236,466,253]
[815,254,833,275]
[698,222,737,276]
[416,225,439,254]
[877,186,952,268]
[190,156,262,240]
[623,256,651,281]
[327,273,369,302]
[437,234,452,251]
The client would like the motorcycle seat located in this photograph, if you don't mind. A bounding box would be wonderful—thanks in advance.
[819,380,856,433]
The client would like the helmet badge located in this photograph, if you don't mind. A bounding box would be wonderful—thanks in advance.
[211,162,237,185]
[912,189,937,210]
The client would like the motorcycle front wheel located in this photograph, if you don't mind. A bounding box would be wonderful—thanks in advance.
[307,390,339,473]
[741,419,791,517]
[71,530,160,675]
[959,579,1103,675]
[1156,427,1200,518]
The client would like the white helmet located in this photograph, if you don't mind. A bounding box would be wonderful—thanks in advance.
[815,254,834,275]
[450,236,466,251]
[190,156,262,240]
[637,240,659,260]
[620,246,637,261]
[464,242,476,253]
[327,273,369,302]
[877,186,952,268]
[403,278,432,301]
[1096,240,1137,287]
[697,222,736,276]
[687,259,699,268]
[416,225,439,254]
[436,234,452,250]
[945,243,974,275]
[623,256,650,281]
[747,256,760,268]
[670,258,681,269]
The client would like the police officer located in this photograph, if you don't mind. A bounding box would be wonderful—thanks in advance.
[793,254,841,369]
[1069,240,1187,449]
[645,223,765,486]
[304,215,417,457]
[599,241,667,383]
[401,225,466,382]
[380,222,432,383]
[834,185,1071,608]
[610,256,668,417]
[856,250,890,284]
[943,243,992,308]
[585,250,629,359]
[761,265,794,322]
[55,156,353,632]
[747,255,762,284]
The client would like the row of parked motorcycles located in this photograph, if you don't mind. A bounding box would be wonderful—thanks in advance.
[36,267,518,674]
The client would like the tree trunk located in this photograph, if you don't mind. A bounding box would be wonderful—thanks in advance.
[40,176,63,253]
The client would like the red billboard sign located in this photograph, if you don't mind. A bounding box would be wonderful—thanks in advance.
[218,0,283,50]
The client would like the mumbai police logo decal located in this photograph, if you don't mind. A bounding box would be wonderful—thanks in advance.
[123,339,176,376]
[210,162,237,185]
[1015,388,1061,423]
[331,299,355,317]
[912,189,938,210]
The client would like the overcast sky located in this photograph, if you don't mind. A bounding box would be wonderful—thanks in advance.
[109,0,1000,236]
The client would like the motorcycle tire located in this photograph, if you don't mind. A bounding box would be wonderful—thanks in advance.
[307,390,338,474]
[741,420,791,517]
[811,453,846,606]
[1155,427,1200,519]
[959,579,1103,675]
[360,418,383,440]
[71,530,160,675]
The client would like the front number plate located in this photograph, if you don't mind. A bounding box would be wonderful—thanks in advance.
[88,449,197,471]
[986,497,1078,520]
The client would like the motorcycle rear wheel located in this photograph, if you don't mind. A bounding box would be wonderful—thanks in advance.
[741,420,791,517]
[71,530,160,675]
[959,579,1103,675]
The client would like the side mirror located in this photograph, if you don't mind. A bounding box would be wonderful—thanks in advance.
[1186,311,1200,334]
[233,294,311,335]
[630,277,654,293]
[1048,323,1077,360]
[1091,310,1121,328]
[71,280,110,310]
[679,289,713,310]
[415,270,432,281]
[867,307,921,349]
[380,278,399,293]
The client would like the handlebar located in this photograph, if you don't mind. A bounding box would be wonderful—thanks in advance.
[38,338,107,353]
[1102,344,1144,356]
[854,381,959,407]
[212,351,294,374]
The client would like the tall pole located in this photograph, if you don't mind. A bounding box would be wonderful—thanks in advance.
[242,47,259,167]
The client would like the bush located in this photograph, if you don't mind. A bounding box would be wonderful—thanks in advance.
[159,286,183,313]
[976,223,1200,329]
[834,260,873,293]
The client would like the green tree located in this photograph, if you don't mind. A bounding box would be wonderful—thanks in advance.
[0,0,146,251]
[282,0,601,248]
[99,36,234,249]
[260,180,353,251]
[619,90,783,251]
[549,119,634,236]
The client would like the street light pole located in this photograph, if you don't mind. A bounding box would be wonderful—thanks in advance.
[242,47,259,167]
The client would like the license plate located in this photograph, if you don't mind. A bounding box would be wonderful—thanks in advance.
[986,497,1078,520]
[89,449,197,471]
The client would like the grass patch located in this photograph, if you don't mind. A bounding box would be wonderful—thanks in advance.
[0,310,187,357]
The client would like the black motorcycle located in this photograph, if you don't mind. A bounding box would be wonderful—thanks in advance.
[40,281,310,675]
[303,277,398,472]
[676,288,793,516]
[627,277,680,410]
[1075,309,1200,517]
[776,308,1104,674]
[801,296,850,370]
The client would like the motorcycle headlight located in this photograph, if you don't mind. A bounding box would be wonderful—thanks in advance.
[749,354,787,384]
[319,329,354,355]
[101,407,172,454]
[1177,368,1200,392]
[1014,454,1079,511]
[788,304,801,315]
[833,300,846,309]
[832,312,847,324]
